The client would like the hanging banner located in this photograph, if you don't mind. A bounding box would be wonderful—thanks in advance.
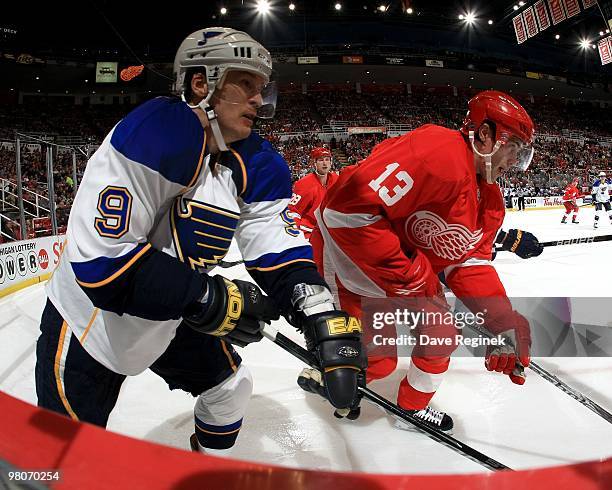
[599,37,612,65]
[581,0,597,8]
[548,0,567,24]
[425,59,444,67]
[342,55,363,64]
[513,14,528,44]
[534,0,551,30]
[562,0,582,17]
[524,7,539,37]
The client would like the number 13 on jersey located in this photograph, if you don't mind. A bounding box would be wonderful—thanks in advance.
[368,162,414,206]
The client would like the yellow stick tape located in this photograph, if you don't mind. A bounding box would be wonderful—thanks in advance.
[0,273,51,299]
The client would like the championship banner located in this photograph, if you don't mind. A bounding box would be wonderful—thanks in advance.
[342,55,363,64]
[548,0,567,24]
[581,0,597,8]
[425,59,444,67]
[513,14,528,44]
[598,36,612,65]
[534,0,551,30]
[562,0,582,17]
[524,7,539,37]
[95,62,118,83]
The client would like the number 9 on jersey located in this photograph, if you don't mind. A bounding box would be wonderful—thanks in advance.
[94,186,133,238]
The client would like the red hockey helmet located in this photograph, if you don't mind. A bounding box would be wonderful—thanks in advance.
[310,147,332,161]
[461,90,535,172]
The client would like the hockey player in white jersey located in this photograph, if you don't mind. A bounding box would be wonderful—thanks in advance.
[35,27,365,454]
[592,171,612,229]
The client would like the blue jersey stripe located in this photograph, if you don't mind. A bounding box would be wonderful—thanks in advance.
[71,243,149,285]
[244,245,313,269]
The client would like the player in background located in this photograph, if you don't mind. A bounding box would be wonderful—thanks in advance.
[35,27,365,456]
[289,147,338,240]
[308,91,535,432]
[592,171,612,229]
[561,177,581,224]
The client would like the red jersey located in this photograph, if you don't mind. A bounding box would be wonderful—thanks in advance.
[289,171,338,236]
[562,183,580,202]
[316,124,512,310]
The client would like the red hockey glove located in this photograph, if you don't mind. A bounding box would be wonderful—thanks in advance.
[484,310,531,385]
[403,249,442,297]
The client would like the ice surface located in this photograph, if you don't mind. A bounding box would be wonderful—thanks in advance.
[1,208,611,473]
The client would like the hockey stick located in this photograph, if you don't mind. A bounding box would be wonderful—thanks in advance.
[495,233,612,251]
[539,234,612,248]
[216,259,245,268]
[463,321,612,425]
[261,323,511,471]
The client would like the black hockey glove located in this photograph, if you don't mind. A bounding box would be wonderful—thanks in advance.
[289,284,367,410]
[497,229,543,259]
[183,275,280,347]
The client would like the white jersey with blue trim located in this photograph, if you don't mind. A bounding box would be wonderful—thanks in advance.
[593,179,611,203]
[47,97,312,375]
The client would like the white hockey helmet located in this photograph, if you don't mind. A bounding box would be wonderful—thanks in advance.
[599,171,606,177]
[173,27,276,151]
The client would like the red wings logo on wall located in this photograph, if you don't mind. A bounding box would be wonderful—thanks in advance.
[404,211,483,261]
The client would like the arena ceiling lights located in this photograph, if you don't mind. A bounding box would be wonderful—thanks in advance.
[255,0,271,14]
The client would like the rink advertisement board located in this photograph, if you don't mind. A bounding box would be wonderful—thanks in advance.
[0,235,66,297]
[511,196,584,210]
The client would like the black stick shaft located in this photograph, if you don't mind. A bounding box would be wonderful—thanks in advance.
[262,326,511,471]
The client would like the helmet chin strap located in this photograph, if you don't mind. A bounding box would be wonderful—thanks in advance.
[183,93,228,152]
[469,130,502,184]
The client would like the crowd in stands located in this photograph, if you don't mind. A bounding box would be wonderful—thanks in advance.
[1,88,611,241]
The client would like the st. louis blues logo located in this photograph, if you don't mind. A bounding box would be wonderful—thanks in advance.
[171,197,239,271]
[404,211,483,261]
[198,31,223,46]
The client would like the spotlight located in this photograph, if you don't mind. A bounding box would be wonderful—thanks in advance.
[600,31,604,36]
[458,14,464,20]
[289,3,295,10]
[256,0,271,14]
[407,7,413,14]
[555,34,560,40]
[519,1,525,5]
[580,39,590,49]
[220,7,227,15]
[465,12,476,24]
[335,3,341,10]
[513,5,519,10]
[378,5,386,12]
[488,19,493,25]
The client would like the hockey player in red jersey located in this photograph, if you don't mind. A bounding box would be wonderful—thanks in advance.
[561,178,581,224]
[308,91,535,431]
[289,147,339,240]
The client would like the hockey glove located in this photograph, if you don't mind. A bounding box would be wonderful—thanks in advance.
[497,229,543,259]
[289,284,367,410]
[484,310,531,385]
[298,367,365,420]
[183,275,280,347]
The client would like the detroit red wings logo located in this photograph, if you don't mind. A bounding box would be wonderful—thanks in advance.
[404,211,483,261]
